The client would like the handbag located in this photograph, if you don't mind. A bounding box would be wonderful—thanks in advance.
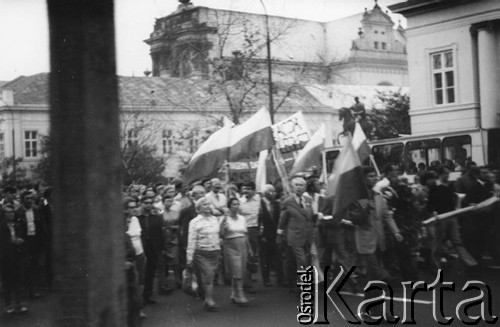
[182,268,198,296]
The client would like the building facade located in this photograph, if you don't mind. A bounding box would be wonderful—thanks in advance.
[0,74,336,179]
[390,0,500,134]
[145,0,408,86]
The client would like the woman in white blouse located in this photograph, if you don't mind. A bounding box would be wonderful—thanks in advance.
[186,197,221,311]
[220,197,250,305]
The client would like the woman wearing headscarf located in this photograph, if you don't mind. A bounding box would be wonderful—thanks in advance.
[186,197,221,311]
[220,197,250,305]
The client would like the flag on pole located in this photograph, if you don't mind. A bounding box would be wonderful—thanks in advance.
[289,124,325,176]
[229,107,274,161]
[352,122,370,163]
[183,120,234,184]
[330,135,369,218]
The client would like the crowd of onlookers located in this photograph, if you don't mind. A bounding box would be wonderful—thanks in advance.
[0,184,52,315]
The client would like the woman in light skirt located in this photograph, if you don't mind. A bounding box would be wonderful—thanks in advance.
[186,197,221,311]
[220,197,250,305]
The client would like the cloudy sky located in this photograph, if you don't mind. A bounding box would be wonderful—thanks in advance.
[0,0,405,81]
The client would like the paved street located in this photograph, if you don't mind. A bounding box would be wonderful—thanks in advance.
[2,262,499,326]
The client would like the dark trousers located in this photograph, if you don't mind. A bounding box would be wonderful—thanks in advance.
[461,213,489,264]
[143,251,159,299]
[320,225,356,271]
[258,238,283,284]
[2,256,25,307]
[246,227,260,279]
[26,236,43,297]
[286,243,310,288]
[358,253,388,317]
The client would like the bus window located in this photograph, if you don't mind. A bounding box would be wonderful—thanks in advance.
[372,143,404,172]
[442,135,471,171]
[405,139,441,173]
[325,150,340,173]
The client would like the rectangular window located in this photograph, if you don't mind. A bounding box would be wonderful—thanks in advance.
[127,129,139,147]
[24,130,38,158]
[405,139,441,173]
[162,129,173,154]
[372,143,404,172]
[381,42,386,50]
[374,41,379,49]
[189,131,200,153]
[431,50,455,105]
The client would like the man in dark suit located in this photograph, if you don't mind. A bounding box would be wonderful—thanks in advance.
[16,191,47,299]
[277,177,314,286]
[258,184,282,287]
[317,195,357,281]
[138,196,164,304]
[0,203,28,314]
[456,165,492,267]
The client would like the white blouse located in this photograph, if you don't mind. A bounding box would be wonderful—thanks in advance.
[186,214,221,263]
[127,216,144,256]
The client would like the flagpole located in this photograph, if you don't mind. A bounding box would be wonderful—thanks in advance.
[369,154,381,177]
[272,146,291,196]
[224,160,230,185]
[321,150,328,184]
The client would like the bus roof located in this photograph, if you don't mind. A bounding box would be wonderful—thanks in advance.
[325,128,481,151]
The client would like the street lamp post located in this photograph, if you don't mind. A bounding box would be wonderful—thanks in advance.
[260,0,274,124]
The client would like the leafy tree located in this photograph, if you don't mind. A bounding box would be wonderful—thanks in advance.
[34,135,52,184]
[122,144,167,185]
[1,156,27,185]
[367,90,410,140]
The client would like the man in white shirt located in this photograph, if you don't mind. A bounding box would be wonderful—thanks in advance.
[16,191,46,299]
[205,178,227,216]
[239,181,261,285]
[158,187,182,294]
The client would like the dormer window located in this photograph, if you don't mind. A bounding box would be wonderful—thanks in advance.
[374,41,379,49]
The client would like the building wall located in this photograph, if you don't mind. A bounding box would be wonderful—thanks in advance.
[0,104,337,179]
[146,4,409,87]
[401,0,500,134]
[0,107,50,178]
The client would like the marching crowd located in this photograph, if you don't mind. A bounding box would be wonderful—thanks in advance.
[0,160,499,325]
[120,160,499,325]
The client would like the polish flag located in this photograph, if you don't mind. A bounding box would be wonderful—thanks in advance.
[183,120,233,184]
[329,134,369,218]
[228,107,274,161]
[289,124,325,176]
[352,122,370,163]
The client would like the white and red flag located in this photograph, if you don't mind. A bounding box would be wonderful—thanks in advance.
[228,107,274,161]
[352,122,370,163]
[289,123,325,176]
[328,134,369,218]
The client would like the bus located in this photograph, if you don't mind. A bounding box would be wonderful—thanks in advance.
[324,128,500,181]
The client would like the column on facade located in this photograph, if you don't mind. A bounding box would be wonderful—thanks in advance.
[477,25,500,129]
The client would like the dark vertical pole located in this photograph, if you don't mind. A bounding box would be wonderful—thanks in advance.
[47,0,125,326]
[260,0,274,124]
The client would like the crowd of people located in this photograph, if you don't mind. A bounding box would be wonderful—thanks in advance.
[0,185,52,315]
[119,160,499,325]
[0,160,498,324]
